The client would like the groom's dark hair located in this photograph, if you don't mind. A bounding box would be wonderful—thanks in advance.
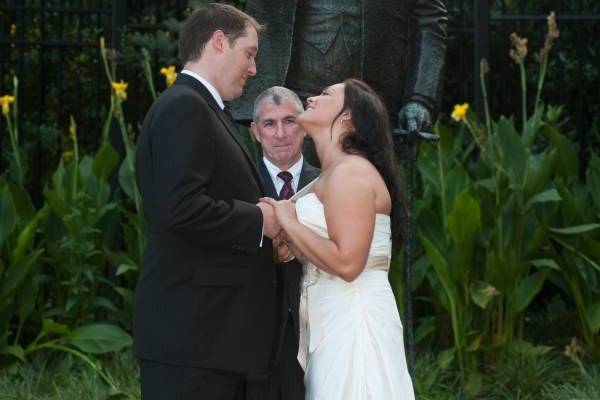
[178,3,264,65]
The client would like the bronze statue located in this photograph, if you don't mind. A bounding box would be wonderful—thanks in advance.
[231,0,448,133]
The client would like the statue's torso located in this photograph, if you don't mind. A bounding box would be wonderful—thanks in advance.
[286,0,363,97]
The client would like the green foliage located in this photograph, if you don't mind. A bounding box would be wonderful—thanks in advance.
[409,16,600,394]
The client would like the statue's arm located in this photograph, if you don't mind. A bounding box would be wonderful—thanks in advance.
[405,0,448,115]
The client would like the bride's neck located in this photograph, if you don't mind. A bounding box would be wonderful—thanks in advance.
[314,133,344,170]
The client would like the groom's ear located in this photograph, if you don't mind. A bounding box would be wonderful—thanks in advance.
[211,30,227,52]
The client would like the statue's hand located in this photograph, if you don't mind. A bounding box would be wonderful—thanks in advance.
[399,102,432,133]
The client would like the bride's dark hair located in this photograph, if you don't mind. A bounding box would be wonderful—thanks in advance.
[334,78,407,254]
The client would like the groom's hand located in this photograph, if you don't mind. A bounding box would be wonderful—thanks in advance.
[257,201,282,239]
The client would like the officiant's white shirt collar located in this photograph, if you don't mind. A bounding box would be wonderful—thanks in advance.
[263,156,304,193]
[181,70,225,110]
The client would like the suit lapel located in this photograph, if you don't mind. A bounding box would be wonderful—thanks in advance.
[258,160,278,198]
[174,74,265,194]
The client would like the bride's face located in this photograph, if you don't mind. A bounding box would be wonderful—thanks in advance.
[297,83,345,135]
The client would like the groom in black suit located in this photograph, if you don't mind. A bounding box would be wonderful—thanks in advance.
[246,86,319,400]
[133,4,280,399]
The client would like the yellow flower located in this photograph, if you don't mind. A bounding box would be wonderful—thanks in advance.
[160,66,177,87]
[0,95,15,116]
[111,80,128,100]
[61,150,74,162]
[451,103,469,122]
[10,24,16,36]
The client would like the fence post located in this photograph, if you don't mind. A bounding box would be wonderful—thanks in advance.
[112,0,127,50]
[474,0,490,119]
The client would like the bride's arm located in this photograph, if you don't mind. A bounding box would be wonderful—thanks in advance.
[274,164,377,282]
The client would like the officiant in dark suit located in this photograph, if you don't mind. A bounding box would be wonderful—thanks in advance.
[247,86,319,400]
[133,4,281,399]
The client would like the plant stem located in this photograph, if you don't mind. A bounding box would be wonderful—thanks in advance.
[519,62,527,133]
[141,49,157,100]
[479,67,492,134]
[5,113,24,185]
[535,54,549,109]
[437,144,448,234]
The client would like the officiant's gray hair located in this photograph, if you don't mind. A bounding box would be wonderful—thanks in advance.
[253,86,304,122]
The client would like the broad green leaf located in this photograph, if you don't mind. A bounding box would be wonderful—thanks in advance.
[448,189,481,243]
[509,270,548,315]
[437,348,455,370]
[92,142,119,183]
[17,279,37,326]
[7,182,35,220]
[550,224,600,235]
[11,210,44,263]
[0,185,17,246]
[470,281,500,309]
[524,150,557,199]
[546,125,579,183]
[510,340,553,357]
[114,287,134,305]
[0,345,25,362]
[420,235,450,286]
[91,297,118,312]
[43,186,69,218]
[42,319,70,336]
[118,158,135,202]
[588,155,600,209]
[0,249,44,305]
[585,301,600,333]
[495,116,527,187]
[67,323,132,354]
[414,317,436,344]
[116,263,138,276]
[445,165,470,209]
[524,188,561,212]
[530,258,560,270]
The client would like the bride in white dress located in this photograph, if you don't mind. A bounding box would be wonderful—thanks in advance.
[262,79,415,399]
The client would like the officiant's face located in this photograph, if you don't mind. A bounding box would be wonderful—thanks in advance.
[219,25,258,100]
[251,100,305,168]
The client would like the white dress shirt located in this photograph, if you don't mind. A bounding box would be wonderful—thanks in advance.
[181,70,225,109]
[263,156,304,196]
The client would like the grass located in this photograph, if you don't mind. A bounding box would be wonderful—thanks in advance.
[0,348,598,399]
[0,351,140,400]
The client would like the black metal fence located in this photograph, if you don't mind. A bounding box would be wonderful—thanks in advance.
[1,0,599,178]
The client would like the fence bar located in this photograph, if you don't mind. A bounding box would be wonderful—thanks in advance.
[474,0,490,119]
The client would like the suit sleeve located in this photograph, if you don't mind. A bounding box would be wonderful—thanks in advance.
[406,0,448,113]
[148,93,263,252]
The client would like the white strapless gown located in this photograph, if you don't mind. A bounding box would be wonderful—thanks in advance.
[294,186,415,400]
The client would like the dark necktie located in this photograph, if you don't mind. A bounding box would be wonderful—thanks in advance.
[277,171,295,200]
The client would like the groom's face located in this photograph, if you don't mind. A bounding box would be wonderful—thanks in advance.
[219,25,258,101]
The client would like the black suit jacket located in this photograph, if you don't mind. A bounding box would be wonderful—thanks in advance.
[257,159,319,349]
[133,73,278,375]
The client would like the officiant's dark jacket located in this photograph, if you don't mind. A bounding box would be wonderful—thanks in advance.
[258,160,319,348]
[134,73,278,375]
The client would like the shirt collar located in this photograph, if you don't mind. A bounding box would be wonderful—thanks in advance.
[181,70,225,110]
[263,155,304,187]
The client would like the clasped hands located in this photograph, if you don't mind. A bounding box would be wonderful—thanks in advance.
[256,197,297,263]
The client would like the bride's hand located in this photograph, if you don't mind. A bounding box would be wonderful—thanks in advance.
[260,197,297,228]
